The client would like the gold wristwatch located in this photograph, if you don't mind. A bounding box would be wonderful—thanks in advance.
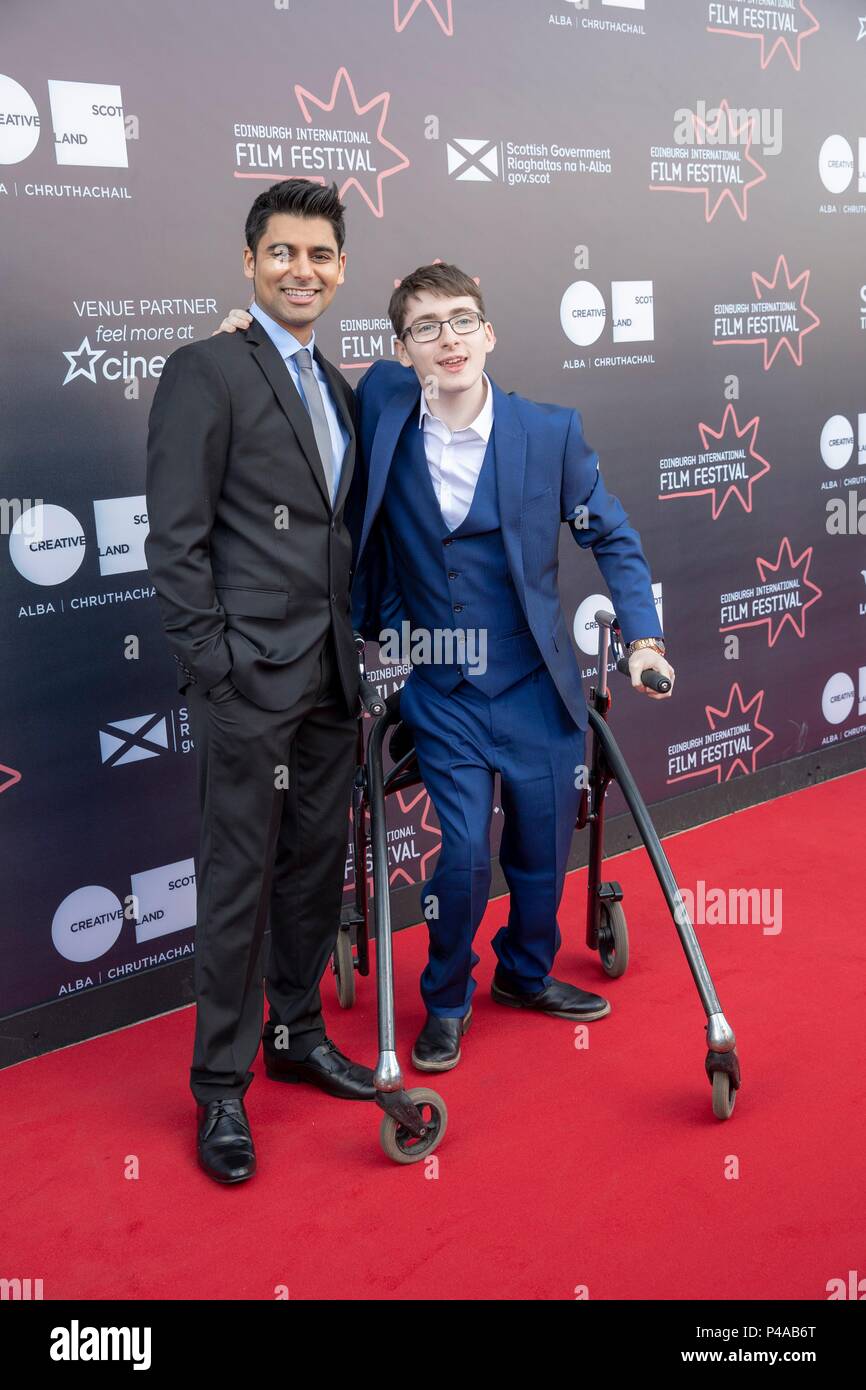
[627,637,666,656]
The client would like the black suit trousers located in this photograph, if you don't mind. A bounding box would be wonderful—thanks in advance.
[185,628,357,1104]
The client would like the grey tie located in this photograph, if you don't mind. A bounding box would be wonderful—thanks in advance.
[295,347,335,505]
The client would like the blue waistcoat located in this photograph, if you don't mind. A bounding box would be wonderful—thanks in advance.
[382,413,545,697]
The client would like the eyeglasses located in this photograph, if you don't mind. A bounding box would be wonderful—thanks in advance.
[401,311,484,344]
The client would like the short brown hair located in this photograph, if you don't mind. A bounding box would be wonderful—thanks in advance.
[245,179,346,256]
[389,262,485,337]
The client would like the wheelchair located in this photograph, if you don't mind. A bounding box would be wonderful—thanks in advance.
[337,614,741,1165]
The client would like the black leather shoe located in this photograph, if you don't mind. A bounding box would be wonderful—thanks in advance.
[263,1037,375,1100]
[411,1007,473,1072]
[491,972,610,1021]
[196,1098,256,1184]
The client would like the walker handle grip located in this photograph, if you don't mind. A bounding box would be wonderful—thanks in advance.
[616,657,671,695]
[359,679,387,717]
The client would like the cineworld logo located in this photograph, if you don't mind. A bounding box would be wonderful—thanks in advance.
[818,135,866,194]
[820,414,866,470]
[560,279,654,347]
[62,335,165,386]
[0,75,128,167]
[52,861,197,963]
[99,715,168,767]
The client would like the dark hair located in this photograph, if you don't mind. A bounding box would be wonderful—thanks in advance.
[389,262,485,336]
[244,179,346,257]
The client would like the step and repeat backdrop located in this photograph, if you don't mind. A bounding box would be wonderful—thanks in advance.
[1,0,864,1019]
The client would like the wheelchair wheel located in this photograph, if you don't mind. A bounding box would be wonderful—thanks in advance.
[332,927,356,1009]
[598,900,629,978]
[380,1088,448,1165]
[711,1068,736,1120]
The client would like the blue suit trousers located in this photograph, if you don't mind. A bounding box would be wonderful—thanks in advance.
[398,664,586,1016]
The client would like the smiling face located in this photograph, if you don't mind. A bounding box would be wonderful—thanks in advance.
[243,211,345,343]
[395,290,495,403]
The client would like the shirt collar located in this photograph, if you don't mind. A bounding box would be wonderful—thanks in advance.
[418,371,494,441]
[250,300,315,363]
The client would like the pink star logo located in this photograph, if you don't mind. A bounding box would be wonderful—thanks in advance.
[394,0,454,35]
[0,762,21,794]
[668,685,774,785]
[705,685,775,780]
[720,536,823,647]
[343,782,441,895]
[660,404,771,518]
[649,100,767,222]
[714,254,820,369]
[388,788,442,888]
[294,67,410,218]
[707,0,819,70]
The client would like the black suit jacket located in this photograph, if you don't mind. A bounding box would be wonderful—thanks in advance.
[145,316,360,713]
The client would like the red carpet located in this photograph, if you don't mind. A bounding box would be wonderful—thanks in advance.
[2,770,864,1301]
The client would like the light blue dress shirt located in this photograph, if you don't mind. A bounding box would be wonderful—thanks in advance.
[249,300,349,504]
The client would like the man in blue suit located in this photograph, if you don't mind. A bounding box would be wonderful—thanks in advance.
[350,264,674,1071]
[218,263,674,1072]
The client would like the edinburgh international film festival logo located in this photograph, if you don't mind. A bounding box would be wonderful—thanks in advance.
[712,254,820,369]
[718,537,823,649]
[649,99,774,224]
[666,684,775,786]
[706,1,819,71]
[0,74,133,200]
[657,404,772,519]
[232,67,409,217]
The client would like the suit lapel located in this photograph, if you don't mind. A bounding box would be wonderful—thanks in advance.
[358,375,420,562]
[245,318,332,511]
[490,378,528,598]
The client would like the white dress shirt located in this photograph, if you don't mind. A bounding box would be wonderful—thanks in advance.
[419,373,494,531]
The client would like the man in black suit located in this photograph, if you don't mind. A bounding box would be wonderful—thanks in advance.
[145,180,374,1185]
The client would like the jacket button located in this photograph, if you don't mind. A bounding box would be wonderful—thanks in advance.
[454,604,464,614]
[443,538,453,547]
[447,571,458,580]
[331,593,337,602]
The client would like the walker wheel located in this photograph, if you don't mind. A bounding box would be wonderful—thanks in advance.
[332,928,356,1009]
[380,1088,448,1165]
[711,1068,736,1120]
[597,900,629,977]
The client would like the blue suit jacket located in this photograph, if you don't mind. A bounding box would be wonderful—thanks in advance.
[348,360,662,731]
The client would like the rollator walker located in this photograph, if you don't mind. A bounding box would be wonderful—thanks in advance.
[341,612,741,1165]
